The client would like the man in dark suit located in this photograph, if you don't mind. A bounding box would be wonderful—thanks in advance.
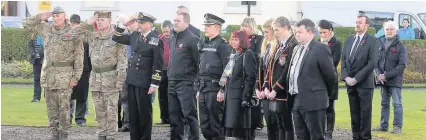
[318,19,342,140]
[341,14,379,140]
[288,19,336,140]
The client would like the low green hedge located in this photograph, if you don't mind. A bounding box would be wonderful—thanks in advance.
[1,28,31,62]
[2,25,426,83]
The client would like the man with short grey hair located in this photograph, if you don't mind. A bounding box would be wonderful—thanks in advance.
[373,21,407,134]
[23,6,87,139]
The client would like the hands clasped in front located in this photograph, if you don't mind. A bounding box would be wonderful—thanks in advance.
[256,88,276,100]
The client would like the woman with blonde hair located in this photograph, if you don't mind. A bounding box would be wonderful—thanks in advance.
[255,18,281,139]
[265,16,298,140]
[240,16,264,139]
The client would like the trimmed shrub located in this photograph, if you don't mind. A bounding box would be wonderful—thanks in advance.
[1,28,31,62]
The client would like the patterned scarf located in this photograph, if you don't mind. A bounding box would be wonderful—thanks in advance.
[219,51,242,87]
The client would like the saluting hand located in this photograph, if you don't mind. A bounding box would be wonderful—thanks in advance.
[87,14,99,25]
[40,12,52,21]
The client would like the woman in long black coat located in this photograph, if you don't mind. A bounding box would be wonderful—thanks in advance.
[240,17,264,139]
[217,30,257,140]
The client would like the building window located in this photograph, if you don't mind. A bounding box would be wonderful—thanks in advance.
[80,1,120,11]
[1,1,18,16]
[223,1,261,15]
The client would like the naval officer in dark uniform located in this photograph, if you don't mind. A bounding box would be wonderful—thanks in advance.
[197,13,231,140]
[112,12,164,140]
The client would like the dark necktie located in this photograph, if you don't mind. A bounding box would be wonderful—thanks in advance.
[350,36,360,60]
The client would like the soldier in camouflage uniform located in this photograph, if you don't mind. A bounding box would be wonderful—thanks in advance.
[23,7,85,140]
[80,11,127,140]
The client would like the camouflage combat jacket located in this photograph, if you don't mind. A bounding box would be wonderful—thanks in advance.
[80,24,127,92]
[23,14,84,89]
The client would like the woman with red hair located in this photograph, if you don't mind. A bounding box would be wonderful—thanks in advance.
[217,30,257,139]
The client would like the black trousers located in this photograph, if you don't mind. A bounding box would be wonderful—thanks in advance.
[128,85,152,140]
[261,100,279,140]
[325,99,335,138]
[158,70,169,122]
[292,109,326,140]
[348,88,373,140]
[199,90,224,140]
[275,104,294,140]
[69,99,87,123]
[168,80,199,140]
[32,58,42,100]
[118,83,130,128]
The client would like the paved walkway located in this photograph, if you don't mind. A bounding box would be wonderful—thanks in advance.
[1,125,385,140]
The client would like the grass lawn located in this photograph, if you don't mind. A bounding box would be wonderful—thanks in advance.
[0,86,162,127]
[334,88,426,140]
[1,86,426,140]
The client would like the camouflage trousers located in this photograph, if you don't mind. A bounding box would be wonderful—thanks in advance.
[45,88,73,135]
[92,91,119,138]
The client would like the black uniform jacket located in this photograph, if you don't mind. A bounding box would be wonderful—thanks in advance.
[112,28,164,88]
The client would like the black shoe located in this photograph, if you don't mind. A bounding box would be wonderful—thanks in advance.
[76,122,86,127]
[155,120,170,125]
[372,125,388,132]
[118,127,130,132]
[31,99,40,102]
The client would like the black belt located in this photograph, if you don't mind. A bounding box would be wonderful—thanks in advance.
[93,65,116,73]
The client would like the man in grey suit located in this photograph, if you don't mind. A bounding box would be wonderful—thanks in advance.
[289,19,336,140]
[341,13,379,140]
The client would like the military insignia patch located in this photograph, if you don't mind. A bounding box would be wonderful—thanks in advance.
[149,37,159,46]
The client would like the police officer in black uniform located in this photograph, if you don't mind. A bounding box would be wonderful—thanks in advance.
[112,12,163,140]
[197,13,231,140]
[29,32,44,102]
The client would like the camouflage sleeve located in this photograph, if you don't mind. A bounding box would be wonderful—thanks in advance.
[23,14,51,37]
[116,44,128,89]
[71,39,85,84]
[73,22,93,42]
